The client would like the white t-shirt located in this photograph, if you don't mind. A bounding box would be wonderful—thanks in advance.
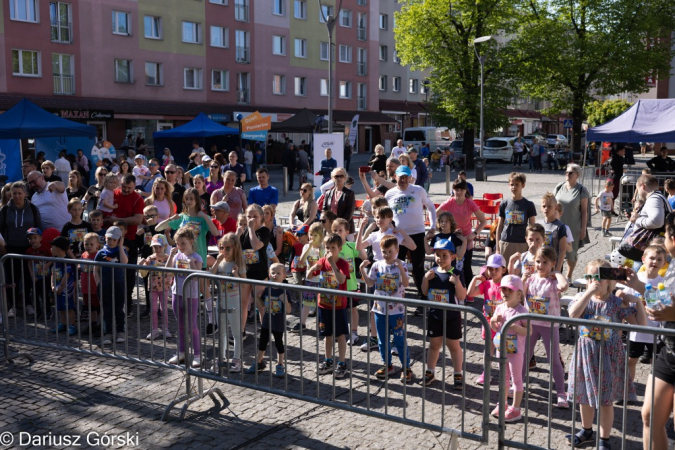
[598,191,614,211]
[391,146,406,159]
[363,228,404,262]
[31,183,71,231]
[303,244,322,283]
[244,150,254,165]
[565,225,574,243]
[98,188,115,213]
[367,259,407,315]
[384,184,436,234]
[624,271,663,344]
[133,166,149,186]
[513,141,524,153]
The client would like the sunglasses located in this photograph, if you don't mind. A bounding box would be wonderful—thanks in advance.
[149,163,158,167]
[144,214,158,219]
[211,165,220,169]
[300,189,308,193]
[165,170,176,174]
[334,174,345,179]
[320,219,327,223]
[566,171,575,175]
[584,274,601,282]
[98,172,107,176]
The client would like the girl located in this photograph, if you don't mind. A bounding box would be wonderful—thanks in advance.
[490,275,530,423]
[133,155,151,186]
[140,234,172,340]
[144,179,175,223]
[210,233,247,373]
[262,205,284,261]
[193,174,211,213]
[161,147,174,171]
[167,228,203,368]
[97,173,119,217]
[206,160,224,194]
[523,247,569,408]
[467,253,508,385]
[66,170,86,200]
[424,211,467,272]
[567,259,646,449]
[294,222,325,332]
[238,204,271,330]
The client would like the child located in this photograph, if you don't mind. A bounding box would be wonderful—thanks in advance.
[88,210,105,245]
[210,201,237,246]
[665,178,675,210]
[94,226,128,346]
[161,147,174,170]
[467,253,508,385]
[424,211,467,273]
[420,239,467,388]
[360,235,413,383]
[245,263,291,377]
[308,233,351,379]
[523,246,569,408]
[289,224,309,311]
[538,193,567,272]
[133,155,151,186]
[61,197,93,258]
[485,221,499,259]
[50,236,77,335]
[98,173,119,217]
[295,222,325,332]
[139,234,172,340]
[508,223,545,277]
[596,179,615,236]
[210,232,247,373]
[423,158,432,192]
[566,259,646,449]
[26,228,52,319]
[80,232,101,334]
[490,275,530,422]
[457,171,474,199]
[495,172,537,262]
[431,149,441,172]
[167,227,203,368]
[332,218,368,345]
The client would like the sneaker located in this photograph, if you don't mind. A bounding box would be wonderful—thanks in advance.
[491,404,501,418]
[228,335,235,347]
[147,329,162,340]
[391,346,399,356]
[475,372,485,386]
[401,368,413,384]
[504,406,523,423]
[7,308,15,318]
[191,356,201,368]
[206,323,218,335]
[275,364,285,378]
[67,325,77,336]
[639,354,652,365]
[168,353,185,365]
[360,337,379,352]
[318,359,334,375]
[51,322,66,333]
[244,360,266,374]
[348,333,359,346]
[375,365,396,379]
[556,396,570,409]
[290,323,307,333]
[308,307,317,317]
[334,362,349,379]
[102,334,113,346]
[229,359,242,373]
[163,329,173,339]
[424,370,436,386]
[26,305,35,316]
[529,355,536,369]
[453,373,464,391]
[115,332,125,343]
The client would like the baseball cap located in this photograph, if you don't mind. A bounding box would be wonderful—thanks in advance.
[105,226,123,241]
[151,234,168,248]
[395,165,412,177]
[51,236,71,251]
[211,201,230,212]
[202,155,212,163]
[486,254,507,268]
[293,224,309,235]
[134,154,144,161]
[26,227,42,236]
[433,239,456,253]
[501,275,524,292]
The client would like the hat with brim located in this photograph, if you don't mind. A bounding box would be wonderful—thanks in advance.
[395,166,412,177]
[433,239,456,253]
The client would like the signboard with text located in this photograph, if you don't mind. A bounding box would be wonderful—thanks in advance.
[312,133,344,186]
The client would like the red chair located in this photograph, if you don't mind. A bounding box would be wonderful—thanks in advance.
[483,193,503,202]
[479,204,500,225]
[473,199,494,207]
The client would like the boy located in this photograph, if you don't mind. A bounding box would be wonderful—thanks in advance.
[50,236,77,335]
[307,233,351,378]
[80,232,102,334]
[94,226,128,346]
[360,235,413,383]
[26,228,52,319]
[595,179,615,236]
[456,171,474,199]
[332,218,368,346]
[210,201,237,245]
[495,172,537,262]
[61,198,93,258]
[88,210,105,245]
[421,239,467,388]
[538,193,567,272]
[665,179,675,210]
[508,223,545,278]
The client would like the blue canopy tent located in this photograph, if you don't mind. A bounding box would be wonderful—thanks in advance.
[586,99,675,143]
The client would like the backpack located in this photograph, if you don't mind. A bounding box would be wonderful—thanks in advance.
[281,230,299,263]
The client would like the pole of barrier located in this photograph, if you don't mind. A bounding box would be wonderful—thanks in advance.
[445,165,451,195]
[283,167,288,197]
[0,255,34,364]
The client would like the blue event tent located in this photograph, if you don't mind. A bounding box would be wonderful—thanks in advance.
[152,112,239,139]
[586,99,675,143]
[0,98,97,139]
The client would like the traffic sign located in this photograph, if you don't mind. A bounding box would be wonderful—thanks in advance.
[563,119,573,128]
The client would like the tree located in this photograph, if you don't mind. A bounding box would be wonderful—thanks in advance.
[586,99,633,127]
[511,0,675,152]
[395,0,519,168]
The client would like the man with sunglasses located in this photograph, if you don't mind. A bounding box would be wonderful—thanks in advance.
[27,170,71,231]
[163,164,184,214]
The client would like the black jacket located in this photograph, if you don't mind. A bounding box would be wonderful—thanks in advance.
[322,187,355,233]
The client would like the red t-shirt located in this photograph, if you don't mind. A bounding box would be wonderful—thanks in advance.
[210,217,238,245]
[113,189,145,240]
[312,257,350,309]
[80,251,97,294]
[290,242,306,273]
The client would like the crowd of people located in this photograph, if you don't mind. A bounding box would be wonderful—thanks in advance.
[3,143,675,449]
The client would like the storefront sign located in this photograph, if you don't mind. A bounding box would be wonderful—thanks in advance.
[53,109,115,120]
[241,131,267,141]
[242,111,272,132]
[208,113,232,122]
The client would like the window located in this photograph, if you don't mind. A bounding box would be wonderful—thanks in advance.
[52,53,74,95]
[114,59,133,83]
[272,74,285,95]
[320,42,329,61]
[320,78,328,96]
[273,0,284,15]
[272,35,286,55]
[339,9,352,27]
[145,62,163,86]
[393,76,401,92]
[183,21,201,44]
[392,50,400,64]
[379,45,387,61]
[210,26,229,48]
[379,14,388,30]
[379,75,387,91]
[357,83,366,110]
[295,76,306,96]
[421,81,429,95]
[409,78,418,93]
[236,30,250,63]
[112,11,131,35]
[339,45,352,63]
[209,0,227,4]
[339,81,351,99]
[212,69,229,91]
[356,0,366,5]
[10,0,38,22]
[184,67,203,89]
[357,48,367,75]
[294,38,307,58]
[319,5,333,23]
[12,49,40,76]
[50,2,72,43]
[237,72,250,103]
[294,0,306,19]
[357,12,366,41]
[144,15,162,39]
[235,0,249,22]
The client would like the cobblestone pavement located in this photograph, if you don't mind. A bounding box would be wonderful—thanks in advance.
[0,153,668,449]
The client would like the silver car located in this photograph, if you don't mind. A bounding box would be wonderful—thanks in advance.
[546,134,569,148]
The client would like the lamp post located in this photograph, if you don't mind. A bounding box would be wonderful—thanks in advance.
[422,79,430,126]
[473,35,492,181]
[319,0,343,134]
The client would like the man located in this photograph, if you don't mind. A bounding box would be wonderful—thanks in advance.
[419,142,430,159]
[27,170,70,231]
[391,139,406,159]
[223,151,246,188]
[111,174,145,315]
[297,144,310,185]
[54,150,72,182]
[164,163,185,213]
[186,154,212,180]
[384,165,436,297]
[344,140,352,171]
[248,168,278,208]
[139,158,163,197]
[364,157,400,197]
[22,159,38,181]
[408,148,428,188]
[282,144,297,191]
[646,146,675,173]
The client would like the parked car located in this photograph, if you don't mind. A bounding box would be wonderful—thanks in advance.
[483,137,514,162]
[546,134,569,148]
[523,135,541,147]
[402,127,451,153]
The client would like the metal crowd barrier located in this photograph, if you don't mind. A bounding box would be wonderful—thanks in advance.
[1,254,493,447]
[497,312,675,450]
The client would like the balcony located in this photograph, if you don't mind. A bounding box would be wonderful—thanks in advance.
[357,62,367,76]
[53,74,75,95]
[50,21,72,43]
[238,89,250,104]
[357,27,366,41]
[236,46,250,63]
[235,4,249,22]
[357,97,366,110]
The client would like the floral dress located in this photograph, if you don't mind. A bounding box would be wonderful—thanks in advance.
[567,294,637,407]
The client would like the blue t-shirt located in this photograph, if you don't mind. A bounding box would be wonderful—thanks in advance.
[94,245,128,285]
[669,196,675,210]
[52,261,76,301]
[261,286,287,332]
[419,145,430,158]
[187,165,209,179]
[248,185,279,207]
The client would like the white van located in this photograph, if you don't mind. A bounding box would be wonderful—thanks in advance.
[402,127,452,153]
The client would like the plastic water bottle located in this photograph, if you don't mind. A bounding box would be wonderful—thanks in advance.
[658,283,672,307]
[644,284,658,308]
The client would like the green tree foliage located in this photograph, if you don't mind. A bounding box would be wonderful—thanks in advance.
[586,99,633,127]
[394,0,518,167]
[511,0,675,151]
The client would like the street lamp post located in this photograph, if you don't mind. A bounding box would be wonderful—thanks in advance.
[473,35,492,181]
[319,0,343,134]
[422,79,430,126]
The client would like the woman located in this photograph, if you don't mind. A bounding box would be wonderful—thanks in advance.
[213,153,227,172]
[66,170,87,200]
[289,183,318,226]
[41,161,62,183]
[319,148,337,185]
[1,184,12,208]
[144,178,175,222]
[36,152,45,166]
[513,134,524,169]
[238,204,270,328]
[244,145,254,182]
[210,170,247,219]
[193,174,211,213]
[187,152,201,172]
[398,153,417,184]
[554,163,590,279]
[83,166,108,211]
[206,160,224,194]
[0,182,42,317]
[322,167,356,234]
[76,149,90,185]
[436,179,487,285]
[117,160,132,182]
[368,144,387,174]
